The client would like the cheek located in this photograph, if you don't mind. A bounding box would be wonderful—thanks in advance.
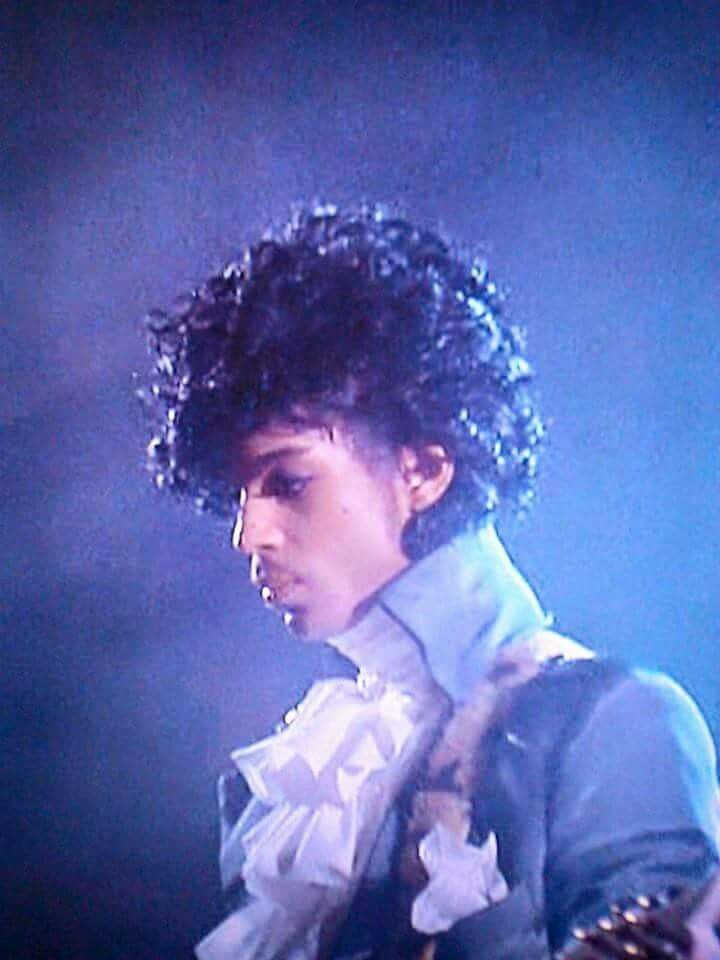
[337,505,402,566]
[311,505,372,572]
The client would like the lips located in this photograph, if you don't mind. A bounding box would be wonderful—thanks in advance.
[254,569,311,637]
[257,574,301,609]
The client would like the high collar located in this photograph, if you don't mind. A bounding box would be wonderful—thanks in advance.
[327,526,549,702]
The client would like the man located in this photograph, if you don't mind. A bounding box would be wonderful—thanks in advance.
[143,204,719,959]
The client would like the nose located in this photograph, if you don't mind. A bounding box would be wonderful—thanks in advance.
[230,489,247,552]
[230,489,283,556]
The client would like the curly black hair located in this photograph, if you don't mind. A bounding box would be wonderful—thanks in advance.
[141,203,545,559]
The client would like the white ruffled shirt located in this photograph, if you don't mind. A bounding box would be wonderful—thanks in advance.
[196,527,559,960]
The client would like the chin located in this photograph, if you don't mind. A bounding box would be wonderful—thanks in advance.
[282,606,349,643]
[281,608,318,642]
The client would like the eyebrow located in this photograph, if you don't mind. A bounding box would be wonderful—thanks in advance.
[239,444,311,483]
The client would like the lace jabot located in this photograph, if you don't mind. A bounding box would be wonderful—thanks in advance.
[196,602,447,960]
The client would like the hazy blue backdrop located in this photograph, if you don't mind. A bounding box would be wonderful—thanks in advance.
[3,1,719,957]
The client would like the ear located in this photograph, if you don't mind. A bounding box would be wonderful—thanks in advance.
[398,444,455,513]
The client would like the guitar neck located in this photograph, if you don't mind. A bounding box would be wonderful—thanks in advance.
[558,870,720,960]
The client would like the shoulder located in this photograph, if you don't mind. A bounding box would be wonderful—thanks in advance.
[578,665,717,759]
[518,658,720,853]
[557,664,719,809]
[506,656,716,766]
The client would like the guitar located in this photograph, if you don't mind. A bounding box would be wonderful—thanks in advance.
[556,870,720,960]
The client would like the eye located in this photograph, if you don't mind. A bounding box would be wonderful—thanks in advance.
[263,469,310,500]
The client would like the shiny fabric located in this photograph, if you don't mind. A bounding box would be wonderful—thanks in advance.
[328,658,720,960]
[198,527,720,960]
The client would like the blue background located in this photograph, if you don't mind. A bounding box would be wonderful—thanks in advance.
[3,1,719,956]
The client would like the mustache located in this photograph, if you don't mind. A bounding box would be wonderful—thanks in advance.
[249,556,300,599]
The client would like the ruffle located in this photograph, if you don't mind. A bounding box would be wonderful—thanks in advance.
[411,826,509,934]
[197,673,436,960]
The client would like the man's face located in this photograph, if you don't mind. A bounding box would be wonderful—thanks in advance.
[232,420,414,640]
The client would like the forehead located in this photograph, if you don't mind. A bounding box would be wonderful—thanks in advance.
[236,416,396,482]
[236,419,356,479]
[240,421,317,461]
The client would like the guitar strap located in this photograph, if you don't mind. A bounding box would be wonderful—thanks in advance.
[374,630,593,960]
